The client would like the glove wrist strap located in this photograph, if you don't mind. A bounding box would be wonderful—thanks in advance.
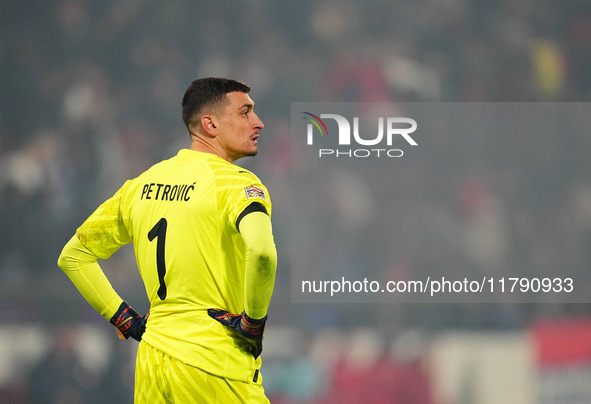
[240,311,267,339]
[110,302,132,327]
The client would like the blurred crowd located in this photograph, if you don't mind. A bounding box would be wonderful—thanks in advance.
[1,0,591,402]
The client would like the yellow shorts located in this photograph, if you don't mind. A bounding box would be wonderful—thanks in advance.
[134,341,269,404]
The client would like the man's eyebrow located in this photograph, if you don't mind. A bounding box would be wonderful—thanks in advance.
[239,103,255,110]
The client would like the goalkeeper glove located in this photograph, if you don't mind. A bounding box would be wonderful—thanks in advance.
[208,309,266,359]
[110,302,148,341]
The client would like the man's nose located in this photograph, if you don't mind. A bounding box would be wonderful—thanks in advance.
[253,113,264,129]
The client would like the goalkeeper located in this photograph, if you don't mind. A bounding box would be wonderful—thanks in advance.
[57,77,277,403]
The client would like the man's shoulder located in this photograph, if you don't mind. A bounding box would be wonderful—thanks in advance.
[210,161,264,185]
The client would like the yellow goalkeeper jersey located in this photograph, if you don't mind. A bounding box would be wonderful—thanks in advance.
[76,149,272,383]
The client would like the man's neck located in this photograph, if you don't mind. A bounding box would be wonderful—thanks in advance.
[190,139,233,163]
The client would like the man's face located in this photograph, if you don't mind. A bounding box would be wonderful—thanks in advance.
[216,91,264,162]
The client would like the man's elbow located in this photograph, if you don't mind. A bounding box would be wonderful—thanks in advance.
[57,235,97,272]
[251,246,277,276]
[257,253,277,273]
[57,247,75,273]
[57,252,66,271]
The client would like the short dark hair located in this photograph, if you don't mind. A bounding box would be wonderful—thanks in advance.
[182,77,250,132]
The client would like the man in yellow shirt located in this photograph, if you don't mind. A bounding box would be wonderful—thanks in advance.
[58,77,277,403]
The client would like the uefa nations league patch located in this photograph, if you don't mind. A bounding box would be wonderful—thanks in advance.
[244,185,267,200]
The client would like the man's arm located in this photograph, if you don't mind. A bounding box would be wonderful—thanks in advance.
[238,210,277,319]
[58,235,147,341]
[208,205,277,359]
[58,235,123,319]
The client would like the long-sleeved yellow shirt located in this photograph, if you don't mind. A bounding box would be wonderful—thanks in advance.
[58,149,277,383]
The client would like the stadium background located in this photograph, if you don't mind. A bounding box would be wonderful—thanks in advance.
[1,1,591,402]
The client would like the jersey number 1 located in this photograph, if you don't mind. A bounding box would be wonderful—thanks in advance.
[148,218,168,300]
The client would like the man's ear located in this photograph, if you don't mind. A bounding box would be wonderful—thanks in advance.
[200,114,219,137]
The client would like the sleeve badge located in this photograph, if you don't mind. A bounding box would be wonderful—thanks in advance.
[244,185,267,200]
